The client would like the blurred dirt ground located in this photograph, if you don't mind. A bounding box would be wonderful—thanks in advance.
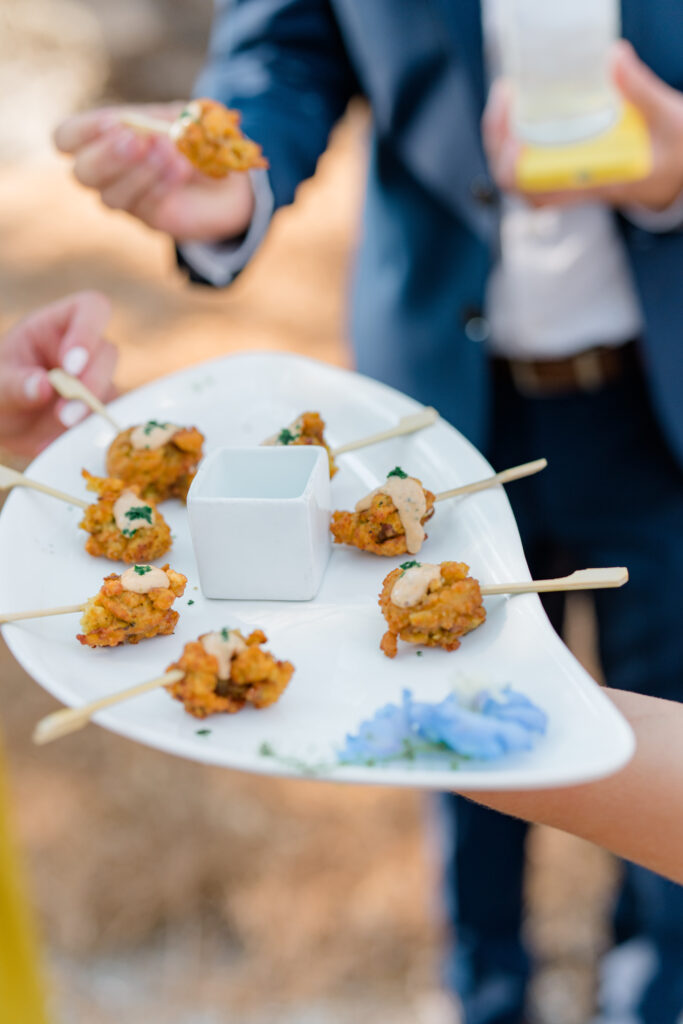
[0,1,619,1022]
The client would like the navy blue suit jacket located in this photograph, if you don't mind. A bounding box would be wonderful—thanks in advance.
[195,0,683,465]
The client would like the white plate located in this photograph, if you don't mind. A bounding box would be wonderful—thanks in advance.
[0,352,634,789]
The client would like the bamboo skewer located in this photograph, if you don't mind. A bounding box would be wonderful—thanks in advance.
[332,407,439,457]
[0,604,85,625]
[33,669,185,746]
[29,567,628,744]
[479,567,629,597]
[47,368,121,432]
[119,111,174,135]
[0,465,89,509]
[435,458,547,503]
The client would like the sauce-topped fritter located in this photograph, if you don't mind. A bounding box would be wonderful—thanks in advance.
[379,560,486,658]
[173,99,268,178]
[106,420,204,502]
[263,410,337,477]
[331,468,435,555]
[77,563,187,648]
[79,470,172,563]
[165,627,294,718]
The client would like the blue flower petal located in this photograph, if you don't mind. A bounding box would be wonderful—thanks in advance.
[410,695,535,759]
[476,686,548,734]
[338,686,547,765]
[338,689,415,762]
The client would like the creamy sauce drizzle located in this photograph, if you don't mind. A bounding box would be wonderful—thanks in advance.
[120,565,170,594]
[201,630,247,680]
[262,415,303,447]
[392,563,442,608]
[130,421,180,451]
[113,490,155,534]
[356,476,427,554]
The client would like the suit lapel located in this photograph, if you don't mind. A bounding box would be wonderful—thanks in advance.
[392,0,494,239]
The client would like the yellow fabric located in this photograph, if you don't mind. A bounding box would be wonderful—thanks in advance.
[0,743,49,1024]
[516,102,652,192]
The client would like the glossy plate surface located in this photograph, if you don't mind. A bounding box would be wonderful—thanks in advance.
[0,353,634,789]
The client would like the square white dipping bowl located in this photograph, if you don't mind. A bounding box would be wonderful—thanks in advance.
[188,446,331,601]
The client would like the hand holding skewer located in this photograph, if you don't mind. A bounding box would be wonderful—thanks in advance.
[48,368,121,431]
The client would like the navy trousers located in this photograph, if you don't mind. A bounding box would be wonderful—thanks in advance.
[440,350,683,1024]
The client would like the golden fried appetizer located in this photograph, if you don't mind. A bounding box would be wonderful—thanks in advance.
[77,564,187,648]
[379,561,486,658]
[263,411,338,477]
[79,470,172,563]
[172,99,268,178]
[165,627,294,718]
[106,420,204,502]
[331,467,435,556]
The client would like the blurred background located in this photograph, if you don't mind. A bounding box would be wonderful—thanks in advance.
[0,1,618,1021]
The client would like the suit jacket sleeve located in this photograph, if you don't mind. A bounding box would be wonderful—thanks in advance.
[196,0,357,211]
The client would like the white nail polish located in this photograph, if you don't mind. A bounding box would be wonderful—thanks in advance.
[62,346,89,376]
[23,371,43,402]
[58,400,88,428]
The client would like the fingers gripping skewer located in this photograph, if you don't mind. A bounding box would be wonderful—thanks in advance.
[48,369,121,432]
[0,605,85,625]
[479,567,629,597]
[435,459,548,503]
[33,670,185,746]
[332,407,439,457]
[0,465,89,509]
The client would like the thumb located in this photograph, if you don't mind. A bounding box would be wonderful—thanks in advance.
[611,40,679,126]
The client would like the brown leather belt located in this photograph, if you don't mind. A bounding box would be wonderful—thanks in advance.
[502,341,637,397]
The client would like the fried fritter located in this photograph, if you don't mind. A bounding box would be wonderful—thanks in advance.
[264,411,337,477]
[106,423,204,502]
[174,99,268,178]
[165,628,294,718]
[79,470,172,563]
[379,561,486,658]
[77,564,187,648]
[331,474,435,555]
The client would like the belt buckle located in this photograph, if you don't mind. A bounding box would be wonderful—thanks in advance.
[508,349,609,397]
[508,360,544,397]
[573,349,607,393]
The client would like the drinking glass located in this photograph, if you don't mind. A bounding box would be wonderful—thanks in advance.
[501,0,621,145]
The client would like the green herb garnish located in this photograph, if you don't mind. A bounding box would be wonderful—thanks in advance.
[196,729,211,737]
[277,427,299,445]
[143,419,168,436]
[387,466,408,479]
[125,505,153,524]
[133,564,152,576]
[220,627,230,641]
[416,650,423,657]
[121,505,153,537]
[259,741,275,757]
[188,599,195,606]
[399,560,420,575]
